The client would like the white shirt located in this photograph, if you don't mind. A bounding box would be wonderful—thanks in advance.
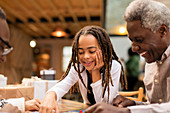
[48,60,121,104]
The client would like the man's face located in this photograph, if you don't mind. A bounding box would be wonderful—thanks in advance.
[127,20,165,63]
[0,18,10,62]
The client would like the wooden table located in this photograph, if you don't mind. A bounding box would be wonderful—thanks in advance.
[58,99,88,112]
[26,99,88,113]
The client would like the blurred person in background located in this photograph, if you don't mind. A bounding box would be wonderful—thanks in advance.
[125,47,140,91]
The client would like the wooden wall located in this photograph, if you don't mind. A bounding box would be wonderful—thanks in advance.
[37,38,73,80]
[0,25,33,84]
[0,24,73,83]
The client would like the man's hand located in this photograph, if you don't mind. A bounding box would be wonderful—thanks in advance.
[0,103,21,113]
[112,95,136,107]
[25,98,42,111]
[85,102,130,113]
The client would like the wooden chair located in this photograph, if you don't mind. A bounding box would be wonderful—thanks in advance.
[119,87,144,101]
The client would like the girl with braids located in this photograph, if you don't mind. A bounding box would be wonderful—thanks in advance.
[39,25,127,113]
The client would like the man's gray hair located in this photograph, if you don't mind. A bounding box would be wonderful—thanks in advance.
[124,0,170,32]
[0,8,6,20]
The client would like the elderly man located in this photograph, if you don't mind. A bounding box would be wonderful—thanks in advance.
[0,8,41,113]
[85,0,170,113]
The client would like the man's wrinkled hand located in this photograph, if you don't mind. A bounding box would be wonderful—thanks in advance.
[85,102,130,113]
[112,95,136,108]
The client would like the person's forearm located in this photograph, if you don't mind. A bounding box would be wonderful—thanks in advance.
[128,102,170,113]
[47,91,57,100]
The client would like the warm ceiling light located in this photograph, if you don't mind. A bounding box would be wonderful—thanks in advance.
[30,40,36,48]
[119,27,126,34]
[51,29,67,37]
[116,26,127,35]
[41,53,50,60]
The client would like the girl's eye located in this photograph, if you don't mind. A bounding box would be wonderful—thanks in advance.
[89,50,96,54]
[78,51,84,55]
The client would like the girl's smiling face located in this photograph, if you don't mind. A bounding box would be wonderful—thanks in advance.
[78,34,100,72]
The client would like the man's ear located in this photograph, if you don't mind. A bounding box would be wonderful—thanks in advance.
[159,24,168,37]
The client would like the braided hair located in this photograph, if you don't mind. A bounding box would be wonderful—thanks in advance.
[60,25,127,101]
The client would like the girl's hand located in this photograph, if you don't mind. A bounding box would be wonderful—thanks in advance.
[93,50,104,71]
[91,50,104,83]
[25,98,42,111]
[39,91,59,113]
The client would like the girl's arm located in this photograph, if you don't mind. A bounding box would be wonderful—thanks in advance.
[48,66,79,101]
[39,66,79,113]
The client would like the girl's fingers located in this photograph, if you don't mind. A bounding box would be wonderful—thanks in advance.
[46,108,53,113]
[95,50,103,67]
[94,50,104,71]
[98,50,101,64]
[55,102,60,113]
[96,53,99,66]
[99,50,103,64]
[98,50,103,66]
